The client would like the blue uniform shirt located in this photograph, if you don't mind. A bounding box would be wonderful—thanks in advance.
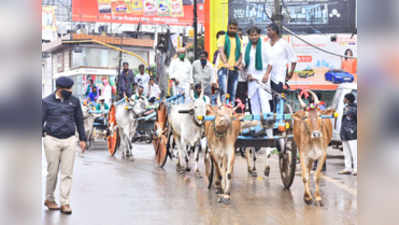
[42,93,87,141]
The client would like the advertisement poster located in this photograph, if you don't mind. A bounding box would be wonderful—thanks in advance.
[42,6,57,41]
[143,0,157,16]
[170,0,184,17]
[157,0,170,16]
[228,0,356,34]
[73,0,202,25]
[131,0,144,15]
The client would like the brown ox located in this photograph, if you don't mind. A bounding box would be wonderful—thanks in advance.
[292,90,334,206]
[204,105,243,203]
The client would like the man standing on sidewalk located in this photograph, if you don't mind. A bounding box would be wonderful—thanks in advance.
[42,76,87,214]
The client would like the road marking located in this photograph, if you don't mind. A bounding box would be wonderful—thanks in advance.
[320,174,357,196]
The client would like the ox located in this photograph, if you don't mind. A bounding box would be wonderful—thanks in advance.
[81,103,96,149]
[168,91,208,175]
[292,90,334,206]
[114,97,147,159]
[204,105,244,203]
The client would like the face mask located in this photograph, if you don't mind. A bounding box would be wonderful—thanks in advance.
[200,59,207,67]
[228,31,235,37]
[179,54,185,61]
[61,90,72,99]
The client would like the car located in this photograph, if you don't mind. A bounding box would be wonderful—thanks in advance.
[324,69,354,83]
[297,69,315,78]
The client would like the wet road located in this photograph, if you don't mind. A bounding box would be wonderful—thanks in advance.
[42,142,357,225]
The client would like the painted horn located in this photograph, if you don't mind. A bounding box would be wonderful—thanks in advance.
[308,90,320,105]
[297,93,307,108]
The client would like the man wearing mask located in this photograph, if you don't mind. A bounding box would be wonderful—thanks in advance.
[217,19,242,104]
[116,62,135,100]
[192,51,217,99]
[263,23,297,112]
[135,64,150,96]
[42,76,87,214]
[169,48,193,103]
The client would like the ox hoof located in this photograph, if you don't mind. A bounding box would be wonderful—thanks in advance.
[185,167,191,172]
[264,166,270,177]
[314,200,324,207]
[248,170,257,177]
[304,196,313,205]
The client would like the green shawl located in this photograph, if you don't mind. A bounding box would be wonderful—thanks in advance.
[224,33,241,62]
[245,38,263,71]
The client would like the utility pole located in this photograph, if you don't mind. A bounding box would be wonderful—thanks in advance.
[193,0,198,60]
[272,0,283,33]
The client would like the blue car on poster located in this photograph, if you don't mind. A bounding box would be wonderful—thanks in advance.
[324,70,354,83]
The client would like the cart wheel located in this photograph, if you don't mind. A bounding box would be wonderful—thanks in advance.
[107,128,119,156]
[107,105,119,156]
[154,135,168,168]
[279,139,297,189]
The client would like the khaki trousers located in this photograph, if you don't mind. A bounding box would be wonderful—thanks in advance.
[43,135,77,205]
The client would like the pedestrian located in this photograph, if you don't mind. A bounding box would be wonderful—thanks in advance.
[42,76,87,214]
[264,23,297,112]
[169,48,193,103]
[116,62,135,99]
[338,93,357,176]
[87,86,99,103]
[217,19,242,104]
[135,64,151,96]
[243,26,273,137]
[192,50,217,99]
[85,79,96,97]
[102,78,113,106]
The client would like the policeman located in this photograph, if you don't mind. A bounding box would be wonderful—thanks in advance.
[42,76,87,214]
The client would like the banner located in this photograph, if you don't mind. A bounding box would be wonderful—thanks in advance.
[42,5,57,41]
[228,0,356,34]
[72,0,204,25]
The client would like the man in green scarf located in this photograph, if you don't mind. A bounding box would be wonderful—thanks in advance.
[216,19,242,104]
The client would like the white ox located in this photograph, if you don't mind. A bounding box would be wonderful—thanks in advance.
[114,97,147,159]
[168,91,208,175]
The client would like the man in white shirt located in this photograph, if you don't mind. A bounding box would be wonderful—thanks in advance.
[147,77,161,101]
[169,48,193,103]
[263,23,297,112]
[192,51,217,99]
[244,26,273,117]
[102,78,113,106]
[135,64,151,97]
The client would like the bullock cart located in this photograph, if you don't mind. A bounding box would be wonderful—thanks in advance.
[107,97,158,157]
[152,94,184,167]
[203,95,297,189]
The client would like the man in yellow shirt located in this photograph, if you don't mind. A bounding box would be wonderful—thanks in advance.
[217,19,242,104]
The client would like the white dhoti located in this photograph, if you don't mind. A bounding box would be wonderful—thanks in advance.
[248,80,273,138]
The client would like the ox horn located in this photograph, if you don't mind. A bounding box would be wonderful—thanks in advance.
[308,90,320,105]
[297,93,307,109]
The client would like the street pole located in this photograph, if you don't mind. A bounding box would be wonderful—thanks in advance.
[193,0,198,60]
[273,0,283,33]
